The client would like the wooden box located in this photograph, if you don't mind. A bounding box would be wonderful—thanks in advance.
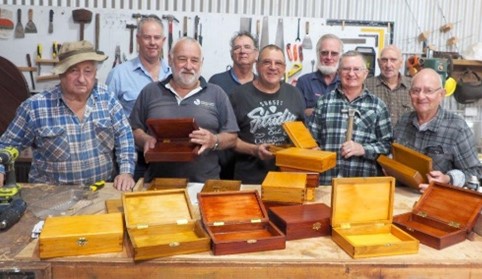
[147,177,188,190]
[261,171,306,204]
[393,182,482,249]
[39,213,124,259]
[145,118,200,163]
[123,189,210,260]
[377,143,432,189]
[201,179,241,192]
[198,190,286,255]
[276,169,320,201]
[268,203,331,240]
[282,121,318,149]
[275,147,336,173]
[331,177,419,258]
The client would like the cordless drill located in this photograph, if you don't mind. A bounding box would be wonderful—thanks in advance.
[0,147,21,204]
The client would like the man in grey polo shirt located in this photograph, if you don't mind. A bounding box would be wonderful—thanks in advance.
[129,37,239,182]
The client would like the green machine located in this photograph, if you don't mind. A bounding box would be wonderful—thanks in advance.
[420,58,449,86]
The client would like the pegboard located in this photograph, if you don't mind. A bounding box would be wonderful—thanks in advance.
[0,4,392,92]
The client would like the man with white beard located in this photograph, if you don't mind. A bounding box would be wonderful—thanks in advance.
[296,34,344,123]
[129,37,239,183]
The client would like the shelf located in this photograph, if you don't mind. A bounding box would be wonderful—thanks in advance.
[35,58,59,64]
[17,66,37,72]
[37,75,59,81]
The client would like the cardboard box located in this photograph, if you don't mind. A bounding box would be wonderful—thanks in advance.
[123,189,210,260]
[201,179,241,192]
[147,178,188,190]
[275,147,336,173]
[261,171,306,204]
[39,213,124,259]
[145,118,200,163]
[268,203,331,240]
[393,182,482,249]
[331,177,419,258]
[377,143,432,189]
[198,190,286,255]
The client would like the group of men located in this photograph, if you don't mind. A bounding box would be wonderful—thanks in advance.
[0,14,480,193]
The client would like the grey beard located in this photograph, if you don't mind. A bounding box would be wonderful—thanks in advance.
[317,64,338,75]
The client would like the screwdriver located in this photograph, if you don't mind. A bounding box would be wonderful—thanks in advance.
[89,180,105,192]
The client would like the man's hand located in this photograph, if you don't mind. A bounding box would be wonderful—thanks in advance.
[189,127,216,155]
[113,173,135,191]
[341,140,365,158]
[142,135,157,154]
[427,170,450,184]
[256,143,274,160]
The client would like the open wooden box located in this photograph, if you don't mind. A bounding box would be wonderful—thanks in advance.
[123,189,210,260]
[268,203,331,240]
[282,121,318,149]
[39,213,124,259]
[377,143,432,189]
[201,179,242,192]
[198,190,286,255]
[145,118,200,163]
[331,177,419,258]
[147,177,188,191]
[393,182,482,249]
[261,171,306,204]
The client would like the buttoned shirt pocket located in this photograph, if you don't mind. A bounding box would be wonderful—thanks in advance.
[94,119,115,153]
[37,127,70,161]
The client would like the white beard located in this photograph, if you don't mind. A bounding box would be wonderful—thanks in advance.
[317,63,338,75]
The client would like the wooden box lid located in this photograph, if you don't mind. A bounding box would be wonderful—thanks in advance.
[201,179,242,192]
[147,117,199,141]
[123,189,195,229]
[198,190,268,226]
[282,121,318,149]
[261,171,307,190]
[148,178,188,190]
[392,143,432,182]
[413,182,482,230]
[275,147,336,173]
[377,155,424,189]
[331,177,395,228]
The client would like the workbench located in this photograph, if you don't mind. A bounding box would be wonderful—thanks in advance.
[1,183,482,279]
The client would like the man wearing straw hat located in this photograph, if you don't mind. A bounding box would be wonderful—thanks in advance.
[0,40,136,191]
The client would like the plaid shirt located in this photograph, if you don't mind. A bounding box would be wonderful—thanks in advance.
[365,74,412,126]
[395,107,482,182]
[0,83,136,185]
[309,86,393,185]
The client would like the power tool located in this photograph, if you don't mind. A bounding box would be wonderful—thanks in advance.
[0,147,21,204]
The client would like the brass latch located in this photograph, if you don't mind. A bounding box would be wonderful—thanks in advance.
[448,221,460,228]
[162,139,171,143]
[137,224,149,229]
[213,221,225,226]
[176,219,188,225]
[340,223,351,229]
[312,222,322,231]
[77,237,88,247]
[247,239,257,244]
[251,219,262,223]
[169,242,180,247]
[416,211,428,218]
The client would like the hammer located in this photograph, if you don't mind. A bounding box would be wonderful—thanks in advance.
[126,24,137,54]
[162,15,179,52]
[72,9,92,41]
[343,108,361,142]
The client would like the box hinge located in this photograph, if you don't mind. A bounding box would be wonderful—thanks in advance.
[176,219,188,225]
[251,219,262,223]
[136,224,149,229]
[448,221,460,228]
[162,139,171,143]
[416,211,427,218]
[375,222,385,227]
[213,221,225,226]
[340,223,351,229]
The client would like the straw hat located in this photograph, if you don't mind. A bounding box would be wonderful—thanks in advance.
[52,40,108,75]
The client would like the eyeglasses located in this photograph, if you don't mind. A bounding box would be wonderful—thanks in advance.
[339,67,366,74]
[379,57,400,64]
[320,50,340,57]
[259,59,285,68]
[232,44,256,53]
[409,87,442,96]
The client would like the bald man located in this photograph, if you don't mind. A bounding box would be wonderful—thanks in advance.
[365,45,412,125]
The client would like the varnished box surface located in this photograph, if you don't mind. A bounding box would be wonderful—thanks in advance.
[123,189,210,260]
[268,203,331,240]
[145,118,200,163]
[147,178,188,190]
[282,121,318,149]
[331,177,419,258]
[201,179,242,192]
[393,182,482,249]
[275,147,336,173]
[198,190,286,255]
[39,213,124,259]
[261,171,306,204]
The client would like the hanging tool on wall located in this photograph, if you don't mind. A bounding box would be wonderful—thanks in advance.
[295,18,301,42]
[95,13,100,51]
[72,8,92,41]
[260,16,269,49]
[26,54,35,90]
[199,24,203,46]
[274,18,284,49]
[302,21,312,49]
[112,45,121,68]
[183,16,188,37]
[194,15,200,40]
[48,9,53,34]
[14,8,24,38]
[163,15,179,52]
[126,23,137,54]
[24,8,37,33]
[240,17,251,33]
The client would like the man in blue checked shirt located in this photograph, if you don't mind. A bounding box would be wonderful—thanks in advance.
[0,40,136,191]
[310,50,392,185]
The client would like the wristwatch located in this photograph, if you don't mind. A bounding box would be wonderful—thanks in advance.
[212,135,220,151]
